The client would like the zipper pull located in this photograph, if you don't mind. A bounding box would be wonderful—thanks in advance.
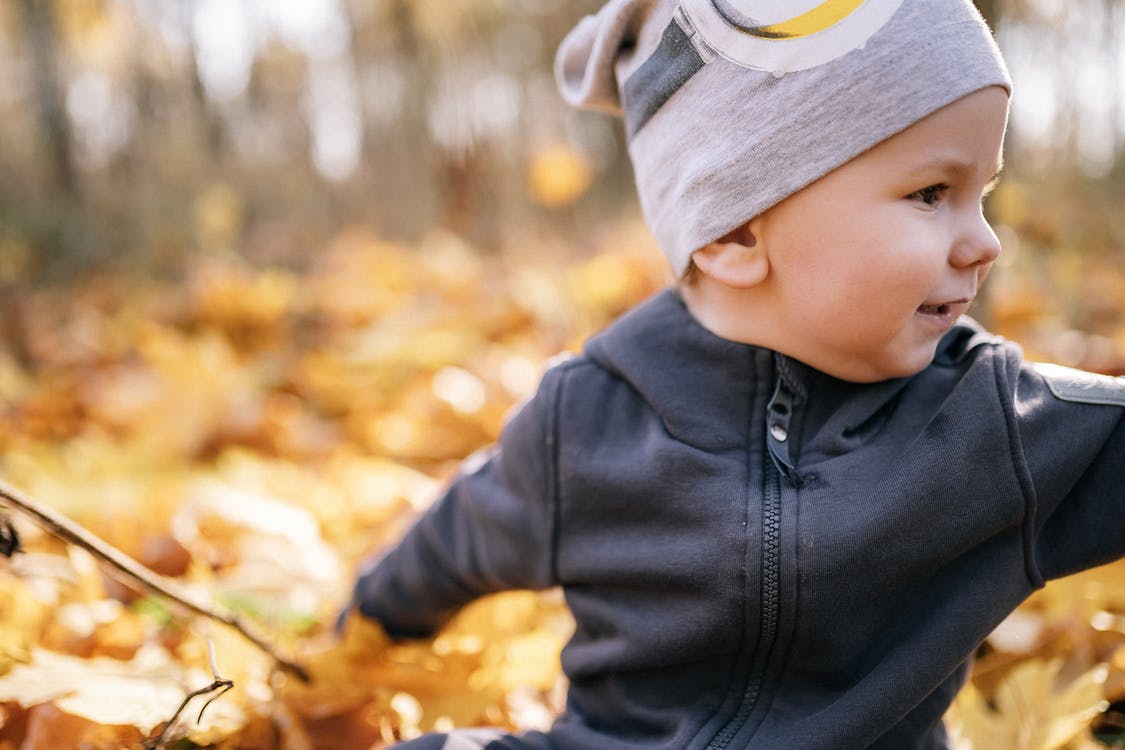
[766,378,799,484]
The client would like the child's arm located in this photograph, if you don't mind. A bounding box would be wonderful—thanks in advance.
[345,364,564,638]
[1013,361,1125,581]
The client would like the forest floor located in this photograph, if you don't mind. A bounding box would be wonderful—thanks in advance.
[0,223,1122,749]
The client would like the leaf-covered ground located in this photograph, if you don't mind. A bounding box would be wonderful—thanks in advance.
[0,224,1122,749]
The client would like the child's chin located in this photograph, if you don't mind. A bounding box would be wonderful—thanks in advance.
[889,348,941,379]
[854,349,938,383]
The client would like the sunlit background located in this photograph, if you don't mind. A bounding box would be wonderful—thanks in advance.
[2,1,1124,288]
[4,0,1123,371]
[1,0,617,274]
[1,2,1124,747]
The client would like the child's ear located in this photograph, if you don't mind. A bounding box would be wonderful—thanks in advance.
[691,223,768,289]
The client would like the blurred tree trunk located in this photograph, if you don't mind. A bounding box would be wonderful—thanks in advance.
[1105,0,1122,162]
[124,8,156,179]
[179,0,224,161]
[18,0,77,200]
[378,0,444,238]
[341,0,375,168]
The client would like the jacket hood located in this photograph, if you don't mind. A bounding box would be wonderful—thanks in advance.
[582,289,992,454]
[583,289,767,451]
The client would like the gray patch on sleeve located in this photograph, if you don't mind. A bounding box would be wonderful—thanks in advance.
[442,729,507,750]
[1034,362,1125,406]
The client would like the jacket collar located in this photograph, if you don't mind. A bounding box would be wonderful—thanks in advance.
[583,289,774,451]
[583,288,932,458]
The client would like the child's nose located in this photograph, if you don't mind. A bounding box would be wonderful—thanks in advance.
[950,211,1002,268]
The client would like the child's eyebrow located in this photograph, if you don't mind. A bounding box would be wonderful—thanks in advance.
[914,154,1004,183]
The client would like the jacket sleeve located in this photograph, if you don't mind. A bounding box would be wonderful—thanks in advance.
[1010,359,1125,582]
[348,363,564,638]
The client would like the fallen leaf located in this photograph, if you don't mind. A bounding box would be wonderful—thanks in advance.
[0,644,246,743]
[0,572,47,675]
[20,703,143,750]
[954,658,1108,750]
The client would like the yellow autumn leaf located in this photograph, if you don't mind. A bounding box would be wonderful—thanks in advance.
[0,572,47,675]
[528,145,593,208]
[189,261,297,344]
[0,645,247,741]
[488,629,566,692]
[953,658,1108,750]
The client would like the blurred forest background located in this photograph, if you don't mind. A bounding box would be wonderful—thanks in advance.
[1,1,1125,748]
[0,0,1121,293]
[1,0,1125,365]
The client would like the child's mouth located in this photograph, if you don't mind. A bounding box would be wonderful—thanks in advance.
[916,298,972,327]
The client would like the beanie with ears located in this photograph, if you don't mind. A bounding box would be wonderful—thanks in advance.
[555,0,1011,275]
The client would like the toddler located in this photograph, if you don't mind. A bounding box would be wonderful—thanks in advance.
[344,1,1125,747]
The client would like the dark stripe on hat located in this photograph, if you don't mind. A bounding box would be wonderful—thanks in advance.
[622,18,705,138]
[710,0,791,38]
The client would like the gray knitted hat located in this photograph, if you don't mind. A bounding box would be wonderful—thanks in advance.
[555,0,1011,275]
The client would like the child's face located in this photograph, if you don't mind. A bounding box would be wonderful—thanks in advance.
[748,86,1008,382]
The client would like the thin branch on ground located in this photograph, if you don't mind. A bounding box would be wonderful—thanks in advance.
[144,681,233,750]
[0,477,310,682]
[145,639,235,750]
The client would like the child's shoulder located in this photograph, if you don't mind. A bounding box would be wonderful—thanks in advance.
[936,318,1125,408]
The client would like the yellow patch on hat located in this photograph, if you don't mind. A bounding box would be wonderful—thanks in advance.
[750,0,866,39]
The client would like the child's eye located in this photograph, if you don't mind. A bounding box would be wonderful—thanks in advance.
[907,184,949,206]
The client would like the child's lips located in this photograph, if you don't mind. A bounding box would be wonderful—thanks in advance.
[916,298,972,326]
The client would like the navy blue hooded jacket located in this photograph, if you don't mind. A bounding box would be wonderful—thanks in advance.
[351,289,1125,749]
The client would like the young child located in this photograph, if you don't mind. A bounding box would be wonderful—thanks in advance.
[343,1,1125,747]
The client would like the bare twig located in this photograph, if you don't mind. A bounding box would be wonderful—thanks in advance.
[198,637,232,722]
[195,679,234,723]
[144,681,231,749]
[145,680,234,749]
[0,478,309,682]
[144,637,234,749]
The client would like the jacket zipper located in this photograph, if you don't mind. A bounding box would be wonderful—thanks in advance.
[707,377,791,749]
